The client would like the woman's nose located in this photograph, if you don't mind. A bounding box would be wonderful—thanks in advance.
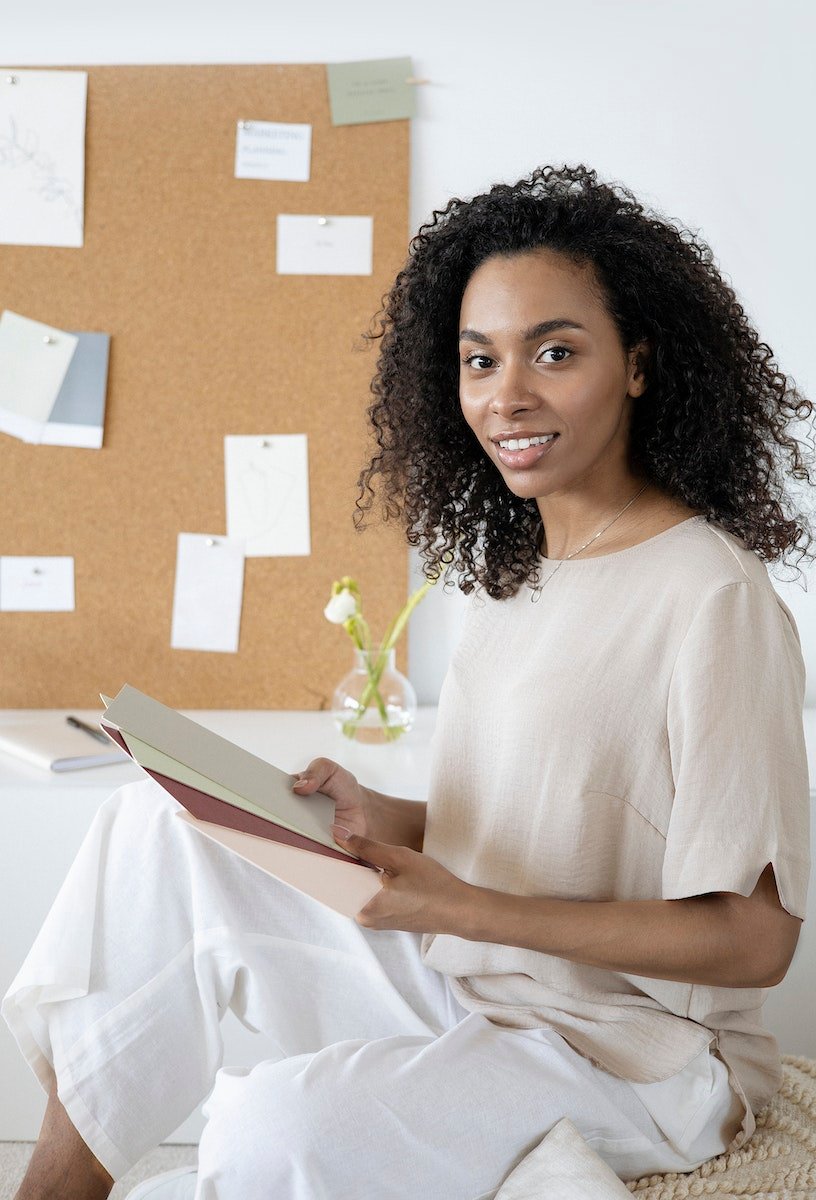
[489,363,540,415]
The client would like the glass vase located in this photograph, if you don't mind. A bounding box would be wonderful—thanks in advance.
[331,648,417,743]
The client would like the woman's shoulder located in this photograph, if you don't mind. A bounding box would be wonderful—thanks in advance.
[671,518,803,658]
[681,514,778,592]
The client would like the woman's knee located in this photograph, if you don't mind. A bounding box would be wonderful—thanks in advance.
[197,1055,353,1189]
[197,1066,286,1188]
[96,778,185,865]
[103,776,182,826]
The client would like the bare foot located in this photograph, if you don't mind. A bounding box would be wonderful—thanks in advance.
[15,1077,114,1199]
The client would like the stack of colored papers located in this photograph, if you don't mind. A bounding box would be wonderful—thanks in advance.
[99,685,382,917]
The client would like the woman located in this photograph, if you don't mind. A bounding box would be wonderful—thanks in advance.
[5,164,813,1199]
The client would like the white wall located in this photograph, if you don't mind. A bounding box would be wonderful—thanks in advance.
[5,0,815,703]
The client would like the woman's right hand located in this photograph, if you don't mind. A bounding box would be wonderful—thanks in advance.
[291,757,374,839]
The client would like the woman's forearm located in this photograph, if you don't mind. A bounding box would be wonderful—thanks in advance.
[364,789,427,852]
[453,886,775,989]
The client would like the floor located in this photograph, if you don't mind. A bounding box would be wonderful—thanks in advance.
[0,1142,198,1199]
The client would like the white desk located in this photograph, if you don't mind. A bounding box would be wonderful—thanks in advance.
[1,707,814,1144]
[0,708,437,1143]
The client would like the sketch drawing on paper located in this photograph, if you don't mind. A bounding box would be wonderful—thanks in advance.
[0,115,83,235]
[240,451,298,543]
[225,433,310,557]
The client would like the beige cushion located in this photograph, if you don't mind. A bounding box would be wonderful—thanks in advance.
[494,1116,632,1198]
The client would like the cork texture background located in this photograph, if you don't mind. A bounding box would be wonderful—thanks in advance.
[0,64,411,707]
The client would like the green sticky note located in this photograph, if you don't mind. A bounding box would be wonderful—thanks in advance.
[326,57,416,126]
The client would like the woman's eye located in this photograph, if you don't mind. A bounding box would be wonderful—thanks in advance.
[462,346,572,369]
[538,345,572,363]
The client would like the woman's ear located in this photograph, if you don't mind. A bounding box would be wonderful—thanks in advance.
[628,340,650,398]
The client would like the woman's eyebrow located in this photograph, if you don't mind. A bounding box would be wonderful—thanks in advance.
[458,318,588,344]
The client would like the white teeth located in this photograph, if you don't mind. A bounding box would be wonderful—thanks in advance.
[498,434,555,450]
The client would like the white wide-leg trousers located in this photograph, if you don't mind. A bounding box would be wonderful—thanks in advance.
[3,779,743,1199]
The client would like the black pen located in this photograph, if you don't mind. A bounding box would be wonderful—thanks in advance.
[66,715,110,745]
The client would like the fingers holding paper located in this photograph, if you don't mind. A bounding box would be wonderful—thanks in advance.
[330,825,472,935]
[292,757,372,840]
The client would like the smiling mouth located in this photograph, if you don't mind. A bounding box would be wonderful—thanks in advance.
[495,433,560,469]
[495,434,557,450]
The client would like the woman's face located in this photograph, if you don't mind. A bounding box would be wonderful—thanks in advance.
[458,248,648,507]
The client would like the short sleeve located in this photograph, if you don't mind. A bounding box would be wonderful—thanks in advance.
[663,579,811,920]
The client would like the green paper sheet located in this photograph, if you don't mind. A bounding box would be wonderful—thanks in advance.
[326,57,416,126]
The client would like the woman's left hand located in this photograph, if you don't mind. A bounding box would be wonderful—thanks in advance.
[332,826,473,934]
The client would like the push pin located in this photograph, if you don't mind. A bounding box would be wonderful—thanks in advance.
[43,335,56,344]
[6,75,18,85]
[261,439,272,448]
[238,120,250,129]
[32,567,43,575]
[206,537,218,547]
[317,216,328,226]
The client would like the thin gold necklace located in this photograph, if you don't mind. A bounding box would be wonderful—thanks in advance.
[530,483,649,604]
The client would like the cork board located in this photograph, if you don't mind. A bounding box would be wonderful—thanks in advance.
[0,64,411,709]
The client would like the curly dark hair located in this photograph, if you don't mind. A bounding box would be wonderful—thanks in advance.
[354,163,815,599]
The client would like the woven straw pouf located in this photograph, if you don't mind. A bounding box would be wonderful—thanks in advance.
[624,1055,816,1198]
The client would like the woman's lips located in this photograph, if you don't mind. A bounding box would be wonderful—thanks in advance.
[495,434,559,469]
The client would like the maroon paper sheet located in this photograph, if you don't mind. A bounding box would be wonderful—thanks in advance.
[101,723,358,864]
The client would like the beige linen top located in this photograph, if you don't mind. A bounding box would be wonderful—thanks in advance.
[420,514,811,1154]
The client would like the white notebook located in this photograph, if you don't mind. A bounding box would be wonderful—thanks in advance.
[0,715,129,772]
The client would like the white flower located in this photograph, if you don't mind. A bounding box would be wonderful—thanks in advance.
[324,589,357,624]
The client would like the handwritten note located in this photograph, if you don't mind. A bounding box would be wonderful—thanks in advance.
[0,68,87,247]
[170,534,246,653]
[225,435,311,557]
[326,57,416,126]
[0,310,78,443]
[235,120,311,182]
[276,215,373,276]
[0,556,75,611]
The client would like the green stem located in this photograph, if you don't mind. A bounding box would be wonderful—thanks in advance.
[341,651,389,737]
[369,576,436,684]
